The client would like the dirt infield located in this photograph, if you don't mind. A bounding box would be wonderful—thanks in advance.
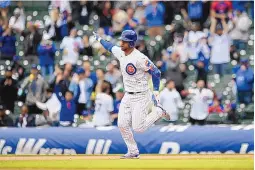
[0,154,253,160]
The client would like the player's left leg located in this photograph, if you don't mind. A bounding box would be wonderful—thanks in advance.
[132,92,163,133]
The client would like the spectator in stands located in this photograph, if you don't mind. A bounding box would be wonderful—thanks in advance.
[0,28,16,60]
[112,9,128,34]
[182,80,214,125]
[159,80,184,122]
[0,104,13,127]
[135,36,149,57]
[60,28,83,65]
[181,1,204,25]
[18,64,48,114]
[164,53,187,93]
[95,68,106,93]
[15,105,35,127]
[133,2,145,26]
[210,1,232,22]
[209,16,230,77]
[8,8,25,33]
[37,34,57,78]
[59,10,75,39]
[145,1,165,37]
[225,103,238,124]
[184,22,209,63]
[35,88,61,126]
[77,1,92,25]
[83,61,97,87]
[0,0,10,22]
[195,58,208,86]
[69,67,93,115]
[81,35,93,57]
[234,59,254,104]
[208,98,224,114]
[96,1,114,36]
[45,7,61,41]
[0,67,17,113]
[111,86,124,126]
[11,55,25,81]
[55,74,80,127]
[229,8,252,51]
[123,7,138,31]
[92,80,114,127]
[105,62,122,88]
[23,22,42,61]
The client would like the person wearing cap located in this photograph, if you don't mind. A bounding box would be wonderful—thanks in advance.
[111,86,124,126]
[60,28,83,65]
[159,80,184,123]
[37,33,57,78]
[234,59,254,104]
[18,64,49,114]
[0,104,14,127]
[69,67,93,115]
[11,55,25,81]
[8,7,25,33]
[0,67,18,113]
[209,15,230,77]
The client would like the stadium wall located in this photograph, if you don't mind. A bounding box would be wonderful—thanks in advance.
[0,125,253,155]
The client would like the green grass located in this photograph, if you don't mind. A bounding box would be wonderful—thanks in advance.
[0,157,253,169]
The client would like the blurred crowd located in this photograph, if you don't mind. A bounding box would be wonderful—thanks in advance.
[0,1,253,127]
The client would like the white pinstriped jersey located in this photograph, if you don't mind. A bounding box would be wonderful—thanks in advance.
[111,46,151,92]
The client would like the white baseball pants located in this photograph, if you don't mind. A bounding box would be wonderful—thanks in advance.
[117,91,163,154]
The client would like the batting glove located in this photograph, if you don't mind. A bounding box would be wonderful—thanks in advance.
[93,32,102,42]
[152,91,160,106]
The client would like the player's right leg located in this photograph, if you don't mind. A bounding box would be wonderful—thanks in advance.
[117,98,140,158]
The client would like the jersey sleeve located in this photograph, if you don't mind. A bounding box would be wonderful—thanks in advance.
[111,46,122,60]
[137,55,161,91]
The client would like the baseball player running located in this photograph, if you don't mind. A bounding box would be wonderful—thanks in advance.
[93,30,170,159]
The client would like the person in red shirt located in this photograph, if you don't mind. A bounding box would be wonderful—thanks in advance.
[208,98,224,114]
[211,1,232,21]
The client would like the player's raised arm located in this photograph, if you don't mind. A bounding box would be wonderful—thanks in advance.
[93,32,123,60]
[93,32,115,53]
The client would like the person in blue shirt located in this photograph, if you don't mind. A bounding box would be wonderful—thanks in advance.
[0,28,16,60]
[111,87,124,126]
[187,1,203,23]
[145,1,165,37]
[55,76,80,127]
[234,59,254,104]
[37,34,57,78]
[69,67,93,115]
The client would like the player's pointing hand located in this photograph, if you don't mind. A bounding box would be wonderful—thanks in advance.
[93,32,101,42]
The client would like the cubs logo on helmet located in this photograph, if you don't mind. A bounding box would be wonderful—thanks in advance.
[126,63,137,75]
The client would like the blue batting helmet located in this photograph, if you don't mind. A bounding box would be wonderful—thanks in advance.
[118,30,137,47]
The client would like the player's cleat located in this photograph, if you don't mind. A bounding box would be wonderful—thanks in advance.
[156,104,171,121]
[120,153,140,159]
